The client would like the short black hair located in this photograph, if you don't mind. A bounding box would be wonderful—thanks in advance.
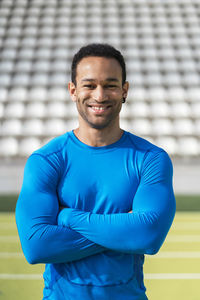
[71,43,126,85]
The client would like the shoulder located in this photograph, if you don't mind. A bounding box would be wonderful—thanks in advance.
[33,131,70,158]
[125,131,162,154]
[125,131,173,174]
[25,132,72,177]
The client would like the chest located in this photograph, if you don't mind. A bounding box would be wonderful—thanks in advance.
[57,149,139,213]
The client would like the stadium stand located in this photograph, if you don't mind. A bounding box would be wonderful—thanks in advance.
[0,0,200,193]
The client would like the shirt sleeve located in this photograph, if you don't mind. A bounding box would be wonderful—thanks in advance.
[58,150,176,255]
[15,153,105,265]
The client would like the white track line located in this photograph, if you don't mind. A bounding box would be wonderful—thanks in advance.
[0,252,23,258]
[0,236,19,242]
[145,273,200,280]
[0,274,42,280]
[1,273,200,280]
[153,251,200,258]
[166,235,200,242]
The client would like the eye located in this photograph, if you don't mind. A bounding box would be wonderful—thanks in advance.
[83,84,95,89]
[105,84,118,89]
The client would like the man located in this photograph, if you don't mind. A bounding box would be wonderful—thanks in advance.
[16,43,176,300]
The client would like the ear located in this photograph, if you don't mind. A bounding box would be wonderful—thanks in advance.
[68,82,77,102]
[122,81,129,99]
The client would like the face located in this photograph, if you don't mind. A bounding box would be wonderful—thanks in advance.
[68,56,129,130]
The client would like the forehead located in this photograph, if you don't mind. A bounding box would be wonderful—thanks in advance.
[76,56,122,82]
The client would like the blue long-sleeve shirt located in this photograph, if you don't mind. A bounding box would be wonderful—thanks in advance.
[16,130,176,300]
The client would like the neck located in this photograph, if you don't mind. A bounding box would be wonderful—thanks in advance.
[73,120,123,147]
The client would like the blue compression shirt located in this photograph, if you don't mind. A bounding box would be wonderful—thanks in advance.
[16,130,176,300]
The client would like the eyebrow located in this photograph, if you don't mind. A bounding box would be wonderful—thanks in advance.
[81,78,119,82]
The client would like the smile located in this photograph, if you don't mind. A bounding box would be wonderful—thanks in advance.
[91,106,108,111]
[88,105,112,113]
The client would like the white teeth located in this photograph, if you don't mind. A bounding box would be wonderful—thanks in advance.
[92,106,105,111]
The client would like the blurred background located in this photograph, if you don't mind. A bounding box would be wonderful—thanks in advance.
[0,0,200,198]
[0,0,200,299]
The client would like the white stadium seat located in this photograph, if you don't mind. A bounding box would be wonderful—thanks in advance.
[18,137,41,157]
[46,102,67,118]
[22,119,44,136]
[1,119,22,136]
[173,119,194,136]
[8,88,27,102]
[191,103,200,118]
[131,119,152,136]
[31,74,49,86]
[45,119,66,136]
[4,103,25,118]
[26,103,46,118]
[151,119,173,135]
[48,88,69,102]
[151,102,170,118]
[156,136,177,155]
[0,137,18,157]
[170,102,191,118]
[130,102,149,118]
[177,137,199,156]
[0,89,8,102]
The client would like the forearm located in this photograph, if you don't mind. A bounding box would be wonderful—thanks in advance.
[16,154,106,265]
[16,200,105,264]
[58,183,175,255]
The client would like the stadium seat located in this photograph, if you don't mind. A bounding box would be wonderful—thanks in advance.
[191,102,200,118]
[46,102,67,118]
[28,88,48,102]
[0,89,8,102]
[151,119,173,135]
[177,137,199,156]
[8,88,27,102]
[26,103,46,118]
[4,103,25,118]
[0,137,18,157]
[155,136,177,155]
[18,137,41,157]
[48,87,69,102]
[15,61,33,72]
[151,102,170,118]
[170,102,191,118]
[131,119,152,136]
[173,119,194,136]
[22,119,44,136]
[130,102,149,118]
[45,119,66,136]
[1,119,22,136]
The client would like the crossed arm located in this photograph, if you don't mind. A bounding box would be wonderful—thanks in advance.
[16,151,175,265]
[58,151,176,255]
[15,154,106,264]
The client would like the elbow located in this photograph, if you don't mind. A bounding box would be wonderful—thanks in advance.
[144,227,169,255]
[25,249,41,264]
[23,246,42,265]
[145,243,161,255]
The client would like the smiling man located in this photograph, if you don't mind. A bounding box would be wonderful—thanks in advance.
[16,44,176,300]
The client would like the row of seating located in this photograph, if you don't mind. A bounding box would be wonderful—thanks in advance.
[1,101,200,119]
[0,72,200,88]
[1,117,200,136]
[1,87,200,102]
[0,135,199,157]
[1,58,200,72]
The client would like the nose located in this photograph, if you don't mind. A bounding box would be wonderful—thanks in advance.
[92,86,107,102]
